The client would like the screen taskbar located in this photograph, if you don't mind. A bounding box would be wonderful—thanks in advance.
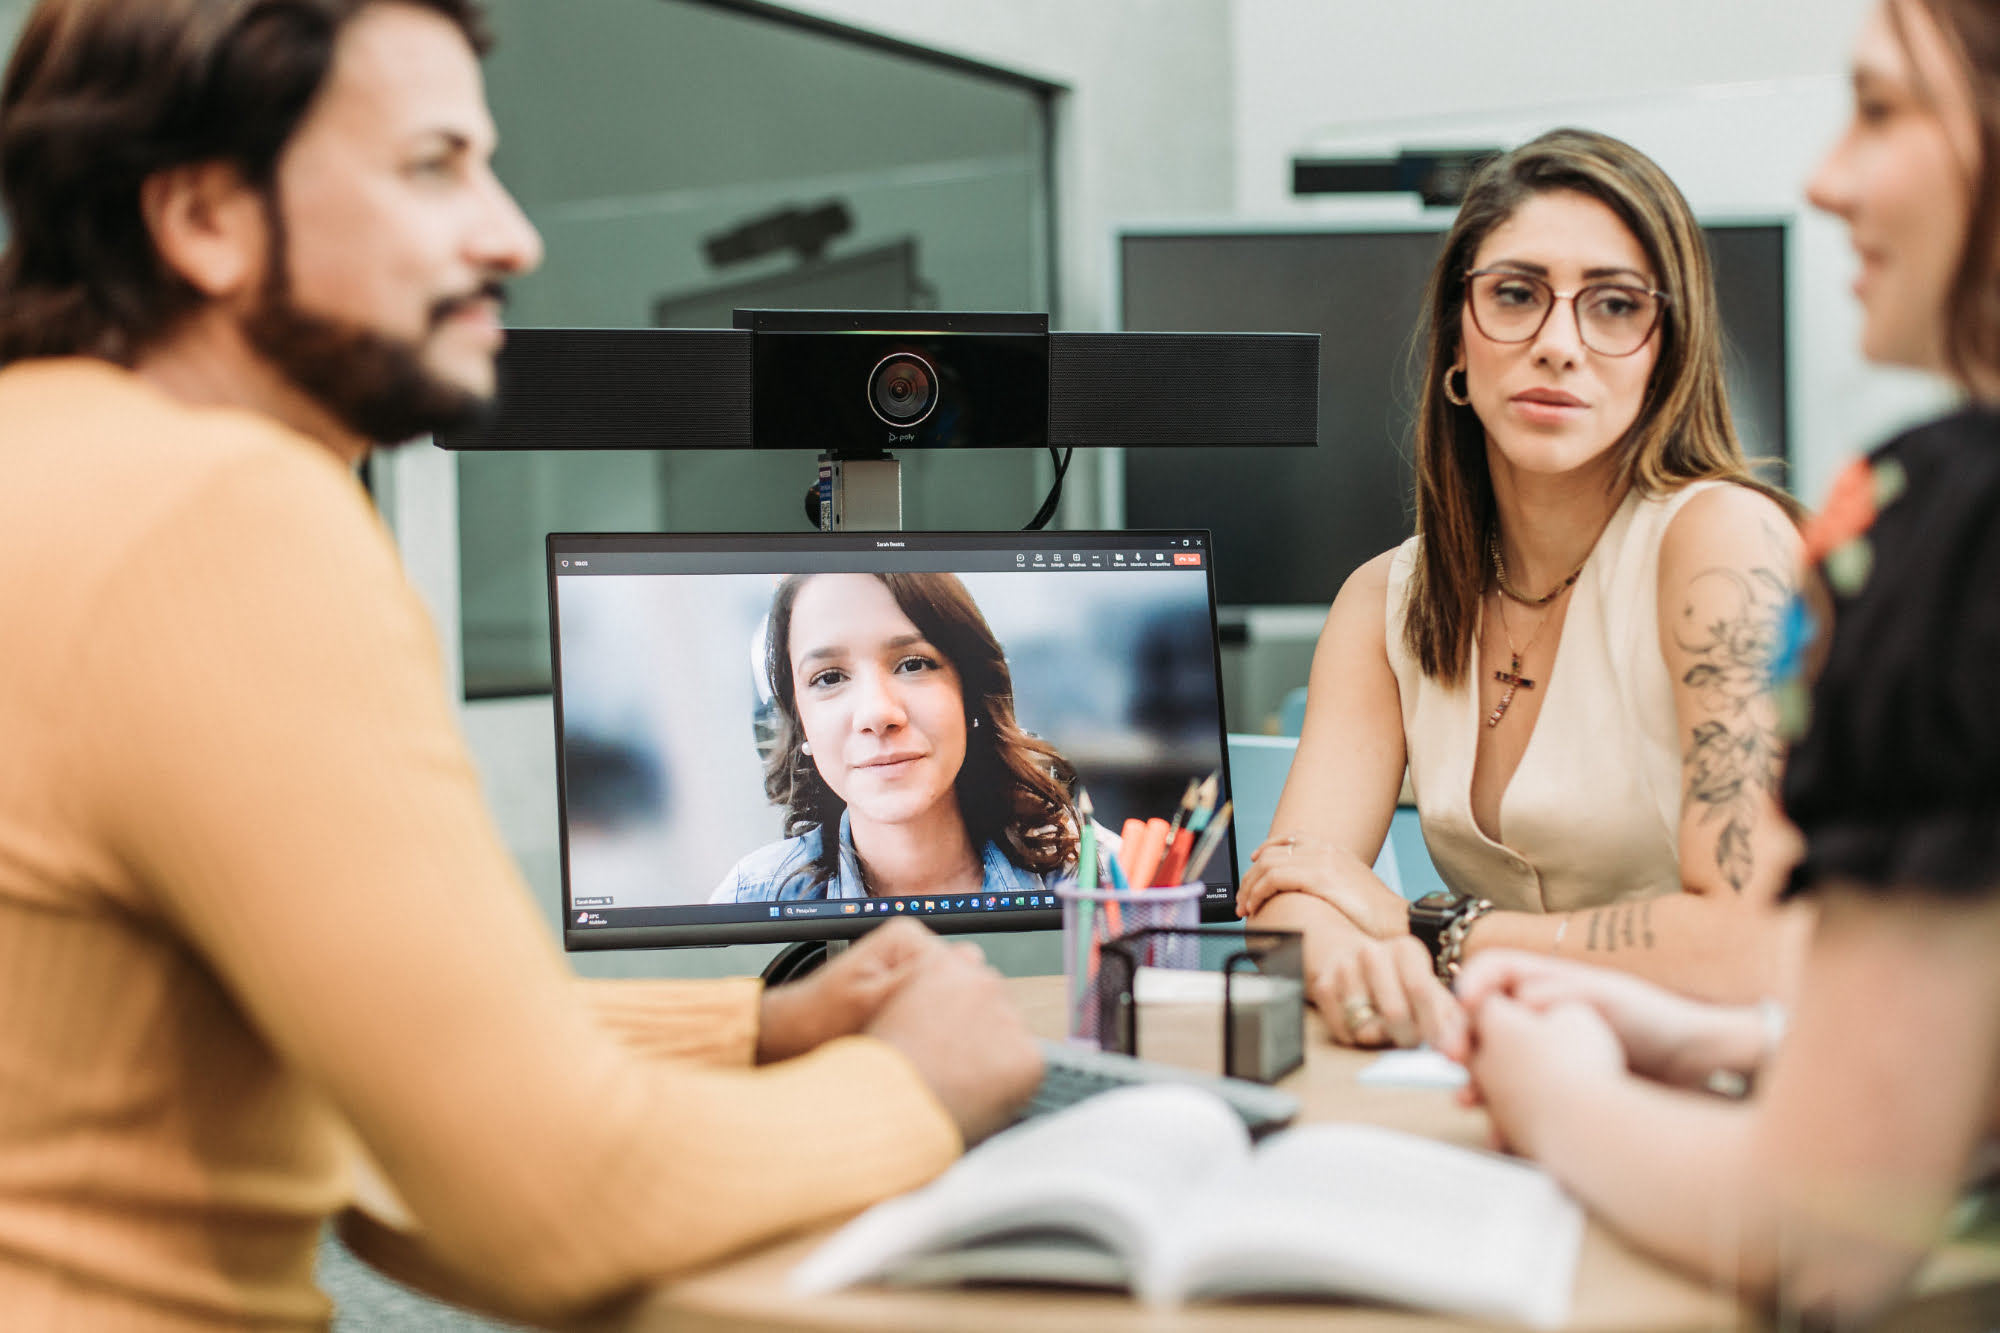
[566,885,1232,932]
[571,890,1069,931]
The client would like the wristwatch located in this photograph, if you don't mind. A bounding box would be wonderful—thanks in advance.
[1407,891,1494,982]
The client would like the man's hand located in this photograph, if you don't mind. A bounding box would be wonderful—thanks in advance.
[756,918,938,1064]
[1455,949,1766,1088]
[863,940,1043,1144]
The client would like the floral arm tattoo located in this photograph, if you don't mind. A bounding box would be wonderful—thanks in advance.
[1674,530,1794,893]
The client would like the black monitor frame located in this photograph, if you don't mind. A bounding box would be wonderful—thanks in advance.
[547,528,1243,951]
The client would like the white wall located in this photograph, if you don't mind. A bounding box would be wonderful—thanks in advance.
[1231,0,1868,215]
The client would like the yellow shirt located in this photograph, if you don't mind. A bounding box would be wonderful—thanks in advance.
[0,359,958,1329]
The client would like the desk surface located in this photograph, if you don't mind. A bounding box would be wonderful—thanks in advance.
[612,975,1780,1333]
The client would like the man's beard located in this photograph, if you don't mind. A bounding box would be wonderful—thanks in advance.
[241,211,503,447]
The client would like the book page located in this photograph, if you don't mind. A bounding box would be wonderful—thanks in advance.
[1154,1122,1583,1328]
[790,1084,1250,1295]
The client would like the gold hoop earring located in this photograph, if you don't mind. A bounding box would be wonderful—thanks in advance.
[1443,366,1471,407]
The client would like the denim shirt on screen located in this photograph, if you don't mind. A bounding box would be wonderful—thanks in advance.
[709,809,1056,903]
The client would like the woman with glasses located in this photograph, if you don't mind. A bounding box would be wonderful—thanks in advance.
[1239,127,1807,1049]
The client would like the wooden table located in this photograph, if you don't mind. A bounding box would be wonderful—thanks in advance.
[604,973,1994,1332]
[356,972,2000,1320]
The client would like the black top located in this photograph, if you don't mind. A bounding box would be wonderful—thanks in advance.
[1784,408,2000,899]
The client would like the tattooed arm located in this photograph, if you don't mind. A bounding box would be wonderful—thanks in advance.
[1453,486,1813,1006]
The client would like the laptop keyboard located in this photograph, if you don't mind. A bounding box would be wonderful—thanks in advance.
[1022,1039,1299,1138]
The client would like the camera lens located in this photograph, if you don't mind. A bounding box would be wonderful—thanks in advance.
[867,353,938,427]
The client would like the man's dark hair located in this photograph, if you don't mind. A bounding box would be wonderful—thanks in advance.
[0,0,490,367]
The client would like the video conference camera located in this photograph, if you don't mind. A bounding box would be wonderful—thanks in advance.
[438,310,1319,528]
[439,310,1318,455]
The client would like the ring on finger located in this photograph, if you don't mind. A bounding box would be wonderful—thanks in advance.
[1341,996,1378,1030]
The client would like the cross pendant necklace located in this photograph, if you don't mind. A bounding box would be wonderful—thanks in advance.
[1484,533,1582,728]
[1485,592,1563,728]
[1487,653,1536,727]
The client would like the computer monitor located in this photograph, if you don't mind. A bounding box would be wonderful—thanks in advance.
[547,529,1239,950]
[1118,222,1791,607]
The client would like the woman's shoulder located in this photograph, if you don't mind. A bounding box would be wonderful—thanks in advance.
[1782,409,2000,902]
[710,826,824,903]
[1353,543,1407,597]
[1655,480,1799,565]
[1868,407,2000,504]
[1876,404,2000,456]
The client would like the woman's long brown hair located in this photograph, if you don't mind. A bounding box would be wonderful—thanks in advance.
[1404,127,1800,686]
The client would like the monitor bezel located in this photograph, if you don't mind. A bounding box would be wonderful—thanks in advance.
[545,527,1242,951]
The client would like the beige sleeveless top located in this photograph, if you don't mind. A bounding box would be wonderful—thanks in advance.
[1385,482,1724,913]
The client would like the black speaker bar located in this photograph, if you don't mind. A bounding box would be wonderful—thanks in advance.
[1049,332,1317,448]
[438,325,1317,451]
[441,328,751,451]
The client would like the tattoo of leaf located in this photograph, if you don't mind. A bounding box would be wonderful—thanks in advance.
[1676,543,1792,893]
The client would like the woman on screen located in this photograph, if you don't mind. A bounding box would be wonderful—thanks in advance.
[1239,127,1808,1047]
[1456,2,2000,1321]
[711,571,1080,903]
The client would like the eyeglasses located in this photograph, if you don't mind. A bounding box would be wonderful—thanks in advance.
[1463,268,1669,358]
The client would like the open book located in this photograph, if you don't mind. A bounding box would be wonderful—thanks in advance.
[791,1084,1583,1328]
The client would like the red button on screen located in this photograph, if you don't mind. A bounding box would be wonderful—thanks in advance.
[1173,553,1203,566]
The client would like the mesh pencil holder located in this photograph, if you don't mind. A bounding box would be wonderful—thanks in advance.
[1053,880,1202,1046]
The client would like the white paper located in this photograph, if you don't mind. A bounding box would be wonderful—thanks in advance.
[1358,1047,1469,1090]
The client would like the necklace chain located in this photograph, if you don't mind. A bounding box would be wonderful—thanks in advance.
[1486,587,1565,728]
[1489,532,1585,607]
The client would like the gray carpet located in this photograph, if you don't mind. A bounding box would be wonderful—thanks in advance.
[317,1231,529,1332]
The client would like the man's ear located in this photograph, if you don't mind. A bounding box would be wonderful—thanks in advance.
[140,162,269,301]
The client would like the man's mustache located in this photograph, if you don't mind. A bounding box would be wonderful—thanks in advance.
[429,280,510,328]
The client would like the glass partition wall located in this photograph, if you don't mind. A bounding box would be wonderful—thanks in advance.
[461,0,1059,696]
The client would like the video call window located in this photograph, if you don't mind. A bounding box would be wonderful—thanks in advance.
[550,533,1235,949]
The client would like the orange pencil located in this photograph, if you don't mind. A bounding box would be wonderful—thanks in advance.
[1129,817,1172,890]
[1116,818,1148,886]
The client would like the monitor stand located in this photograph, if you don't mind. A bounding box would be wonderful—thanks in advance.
[765,454,907,988]
[762,937,848,986]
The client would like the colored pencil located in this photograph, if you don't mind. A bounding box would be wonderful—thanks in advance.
[1152,773,1217,887]
[1181,801,1234,883]
[1074,788,1097,1027]
[1128,817,1172,890]
[1116,818,1147,886]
